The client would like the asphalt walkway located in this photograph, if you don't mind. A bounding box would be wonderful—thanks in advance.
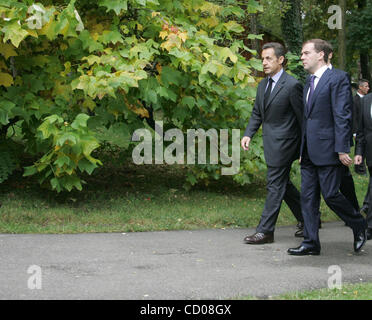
[0,221,371,300]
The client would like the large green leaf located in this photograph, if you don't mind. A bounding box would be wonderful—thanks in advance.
[99,0,128,15]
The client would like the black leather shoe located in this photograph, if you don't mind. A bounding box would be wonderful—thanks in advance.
[367,228,372,240]
[287,245,320,256]
[353,229,367,252]
[243,232,274,244]
[294,222,304,238]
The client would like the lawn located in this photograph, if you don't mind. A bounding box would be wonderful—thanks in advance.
[237,282,372,300]
[0,153,370,234]
[277,282,372,300]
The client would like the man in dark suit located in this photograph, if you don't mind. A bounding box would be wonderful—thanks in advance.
[354,92,372,240]
[354,80,371,215]
[353,80,370,176]
[326,48,360,214]
[287,39,368,256]
[241,42,304,244]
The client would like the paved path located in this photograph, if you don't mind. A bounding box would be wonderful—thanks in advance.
[0,221,371,300]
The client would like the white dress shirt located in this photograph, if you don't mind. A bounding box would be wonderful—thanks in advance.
[306,64,329,102]
[265,68,283,93]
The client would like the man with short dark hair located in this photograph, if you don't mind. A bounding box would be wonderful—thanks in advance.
[354,79,370,177]
[241,42,304,244]
[287,39,368,256]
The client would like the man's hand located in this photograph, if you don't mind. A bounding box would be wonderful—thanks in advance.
[354,155,363,165]
[241,136,251,151]
[339,153,352,166]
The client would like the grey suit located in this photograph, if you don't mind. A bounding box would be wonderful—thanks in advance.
[244,70,303,234]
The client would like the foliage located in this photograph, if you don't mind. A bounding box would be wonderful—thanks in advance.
[347,0,372,51]
[0,149,16,183]
[0,138,21,183]
[280,0,307,83]
[0,0,265,191]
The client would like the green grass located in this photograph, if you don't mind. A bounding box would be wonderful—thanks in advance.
[0,154,370,234]
[277,282,372,300]
[236,282,372,300]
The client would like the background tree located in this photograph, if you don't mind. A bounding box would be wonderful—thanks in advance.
[280,0,307,82]
[0,0,266,191]
[347,0,372,83]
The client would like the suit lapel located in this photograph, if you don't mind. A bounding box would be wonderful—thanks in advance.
[259,78,268,114]
[307,68,332,116]
[303,76,310,107]
[264,71,287,111]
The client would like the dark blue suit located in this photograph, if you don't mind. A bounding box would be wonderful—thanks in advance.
[300,67,367,249]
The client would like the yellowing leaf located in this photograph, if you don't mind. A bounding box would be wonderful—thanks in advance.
[0,42,17,60]
[156,63,162,74]
[220,47,238,63]
[197,2,222,16]
[152,11,160,18]
[89,22,107,36]
[0,72,14,87]
[27,29,38,38]
[160,33,181,51]
[2,22,29,47]
[159,30,168,40]
[0,60,8,70]
[223,21,245,33]
[178,31,188,43]
[83,55,101,66]
[121,93,149,118]
[196,17,219,28]
[60,43,68,50]
[128,105,149,118]
[38,19,57,40]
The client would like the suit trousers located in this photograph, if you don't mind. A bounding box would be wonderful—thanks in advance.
[256,164,303,234]
[340,166,360,212]
[301,147,367,249]
[364,167,372,228]
[363,180,370,208]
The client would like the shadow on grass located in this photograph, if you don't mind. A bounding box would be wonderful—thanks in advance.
[0,161,267,211]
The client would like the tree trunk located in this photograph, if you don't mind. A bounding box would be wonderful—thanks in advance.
[338,0,346,70]
[281,0,307,82]
[360,50,371,83]
[357,0,371,83]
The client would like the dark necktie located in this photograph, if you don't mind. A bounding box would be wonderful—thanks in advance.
[264,77,273,108]
[306,75,315,114]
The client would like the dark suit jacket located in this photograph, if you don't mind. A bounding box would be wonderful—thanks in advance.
[244,70,303,167]
[300,68,353,166]
[355,93,372,166]
[353,94,362,134]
